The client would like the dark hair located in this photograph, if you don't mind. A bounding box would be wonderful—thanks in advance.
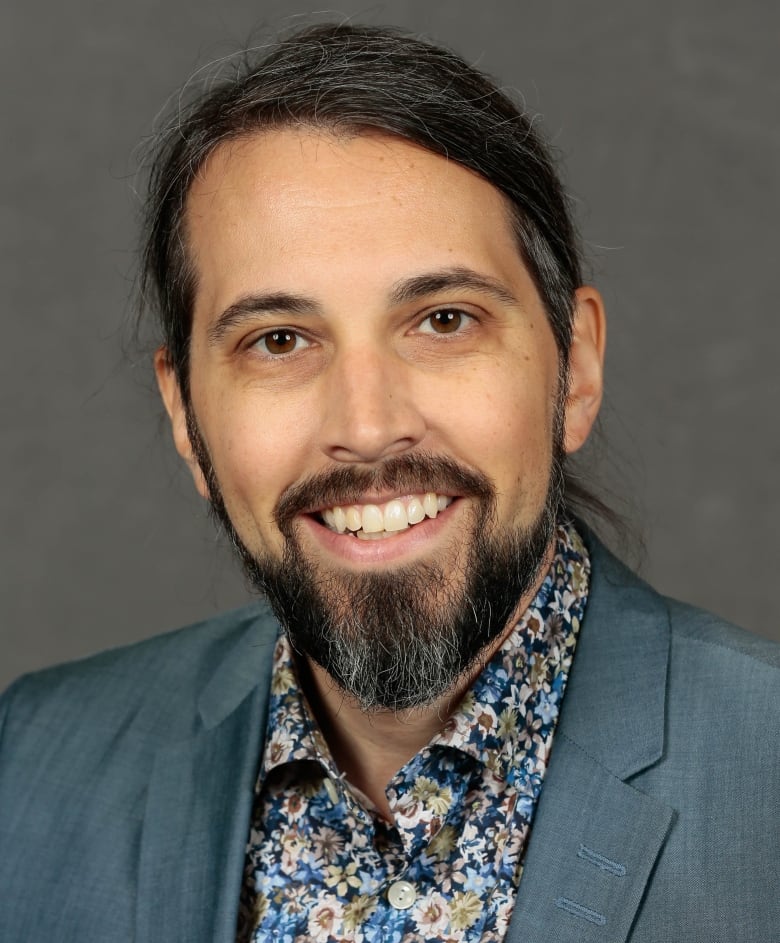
[140,22,618,528]
[141,22,582,394]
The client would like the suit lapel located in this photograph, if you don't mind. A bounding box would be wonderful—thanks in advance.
[506,735,674,943]
[134,539,674,943]
[505,539,676,943]
[136,614,278,943]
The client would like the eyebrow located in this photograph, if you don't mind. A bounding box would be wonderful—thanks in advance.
[389,267,521,308]
[206,266,520,346]
[207,292,323,345]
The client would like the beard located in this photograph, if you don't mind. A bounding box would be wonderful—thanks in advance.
[186,408,565,712]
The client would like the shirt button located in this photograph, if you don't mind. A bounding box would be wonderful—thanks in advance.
[387,880,417,910]
[323,778,339,805]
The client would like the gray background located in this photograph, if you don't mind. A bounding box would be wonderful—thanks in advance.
[2,0,778,691]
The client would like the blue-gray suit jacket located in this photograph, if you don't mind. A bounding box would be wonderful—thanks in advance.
[1,539,778,942]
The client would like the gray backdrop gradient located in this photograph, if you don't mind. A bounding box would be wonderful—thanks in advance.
[2,0,779,691]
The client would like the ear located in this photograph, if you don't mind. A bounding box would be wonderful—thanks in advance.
[563,286,606,455]
[154,347,210,500]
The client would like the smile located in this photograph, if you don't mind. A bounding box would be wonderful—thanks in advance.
[318,493,454,540]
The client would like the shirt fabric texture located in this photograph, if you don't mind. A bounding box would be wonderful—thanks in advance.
[239,523,590,942]
[2,532,780,942]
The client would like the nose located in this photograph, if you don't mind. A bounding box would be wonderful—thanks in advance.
[318,345,427,464]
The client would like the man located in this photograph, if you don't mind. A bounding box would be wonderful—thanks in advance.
[1,23,777,943]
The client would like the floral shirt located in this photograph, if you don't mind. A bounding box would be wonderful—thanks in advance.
[238,523,590,943]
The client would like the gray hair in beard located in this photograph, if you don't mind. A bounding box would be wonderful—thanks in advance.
[186,409,565,712]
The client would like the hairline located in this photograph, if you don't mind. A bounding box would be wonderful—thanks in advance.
[168,120,573,400]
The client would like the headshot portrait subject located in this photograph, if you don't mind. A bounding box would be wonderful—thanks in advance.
[1,21,778,943]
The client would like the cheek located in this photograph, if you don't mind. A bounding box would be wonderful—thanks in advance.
[193,384,315,525]
[448,363,557,500]
[452,357,557,441]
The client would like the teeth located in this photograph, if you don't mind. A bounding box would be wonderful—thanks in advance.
[361,505,384,534]
[332,506,347,533]
[407,497,425,525]
[320,493,453,536]
[345,507,362,532]
[383,500,409,532]
[422,493,439,519]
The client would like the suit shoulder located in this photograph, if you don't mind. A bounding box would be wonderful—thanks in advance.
[665,597,780,672]
[0,602,279,746]
[586,530,780,671]
[662,600,779,744]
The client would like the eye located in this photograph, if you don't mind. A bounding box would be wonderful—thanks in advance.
[254,329,311,356]
[418,308,474,335]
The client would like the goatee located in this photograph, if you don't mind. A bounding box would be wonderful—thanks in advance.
[187,410,563,711]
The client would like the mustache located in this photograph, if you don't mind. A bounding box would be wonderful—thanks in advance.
[274,452,495,531]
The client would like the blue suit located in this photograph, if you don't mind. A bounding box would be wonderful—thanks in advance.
[1,537,778,941]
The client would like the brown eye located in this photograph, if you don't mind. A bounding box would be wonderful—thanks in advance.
[258,330,309,355]
[422,309,471,334]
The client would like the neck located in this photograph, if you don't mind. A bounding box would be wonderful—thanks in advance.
[304,664,451,820]
[299,540,555,820]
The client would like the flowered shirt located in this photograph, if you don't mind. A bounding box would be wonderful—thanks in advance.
[238,523,590,942]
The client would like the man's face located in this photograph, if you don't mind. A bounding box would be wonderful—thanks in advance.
[158,129,603,709]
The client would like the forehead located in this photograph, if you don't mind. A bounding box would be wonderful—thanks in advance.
[184,129,532,321]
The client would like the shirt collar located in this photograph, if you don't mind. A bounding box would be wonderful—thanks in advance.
[430,522,590,775]
[257,521,590,788]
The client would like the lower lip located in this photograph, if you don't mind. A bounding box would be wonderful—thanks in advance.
[298,499,462,565]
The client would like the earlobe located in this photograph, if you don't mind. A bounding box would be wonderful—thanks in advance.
[154,347,211,500]
[563,286,606,455]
